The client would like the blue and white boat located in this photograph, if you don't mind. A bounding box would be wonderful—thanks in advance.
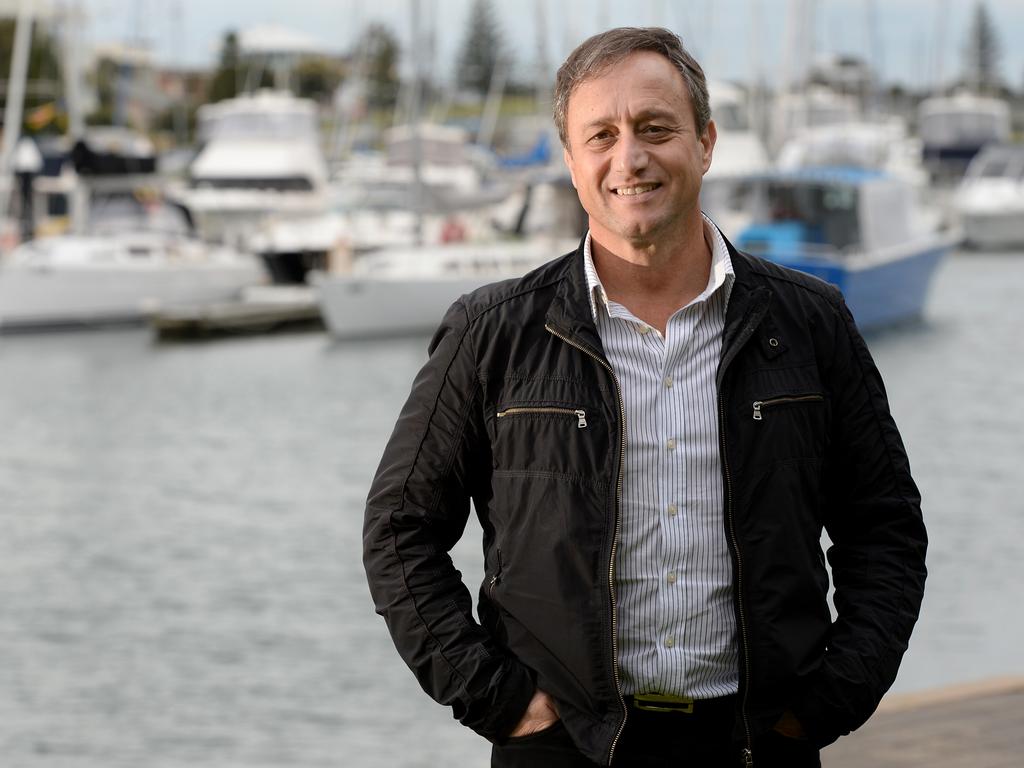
[731,167,958,331]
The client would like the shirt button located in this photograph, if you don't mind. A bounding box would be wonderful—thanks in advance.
[667,504,678,517]
[663,376,673,389]
[637,324,650,335]
[666,438,676,451]
[665,635,675,648]
[667,571,677,584]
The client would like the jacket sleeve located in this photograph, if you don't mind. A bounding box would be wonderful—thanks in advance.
[792,294,927,746]
[362,300,535,740]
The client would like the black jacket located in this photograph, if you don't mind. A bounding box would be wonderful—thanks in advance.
[363,236,927,765]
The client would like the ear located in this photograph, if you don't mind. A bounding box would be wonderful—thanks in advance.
[563,147,578,189]
[700,119,717,175]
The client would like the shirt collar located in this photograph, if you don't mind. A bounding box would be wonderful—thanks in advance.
[582,213,735,323]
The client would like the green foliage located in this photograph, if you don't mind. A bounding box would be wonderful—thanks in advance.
[295,56,345,103]
[0,18,64,133]
[361,23,400,110]
[208,31,242,102]
[455,0,507,96]
[963,1,1002,94]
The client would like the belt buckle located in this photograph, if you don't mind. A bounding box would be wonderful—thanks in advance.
[633,693,695,714]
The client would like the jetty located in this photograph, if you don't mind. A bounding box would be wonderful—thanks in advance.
[824,677,1024,767]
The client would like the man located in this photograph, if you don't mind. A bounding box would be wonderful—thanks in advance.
[363,27,926,768]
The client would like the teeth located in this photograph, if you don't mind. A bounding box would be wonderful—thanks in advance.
[615,184,657,196]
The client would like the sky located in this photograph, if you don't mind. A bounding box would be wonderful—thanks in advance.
[78,0,1024,91]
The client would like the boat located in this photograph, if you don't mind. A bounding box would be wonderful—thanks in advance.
[732,167,957,330]
[700,80,771,239]
[0,228,264,331]
[917,93,1011,178]
[311,235,578,339]
[168,90,333,279]
[953,144,1024,249]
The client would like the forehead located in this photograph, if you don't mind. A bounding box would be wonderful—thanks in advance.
[566,51,693,128]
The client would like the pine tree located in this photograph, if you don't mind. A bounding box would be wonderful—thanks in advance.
[455,0,507,96]
[362,24,401,110]
[963,1,1001,94]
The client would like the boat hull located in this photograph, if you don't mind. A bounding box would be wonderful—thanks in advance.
[960,212,1024,250]
[0,261,265,330]
[768,244,950,331]
[313,275,493,339]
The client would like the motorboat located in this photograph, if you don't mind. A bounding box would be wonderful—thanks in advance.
[311,234,578,339]
[732,167,957,330]
[918,93,1011,177]
[700,81,771,239]
[169,90,333,270]
[953,144,1024,249]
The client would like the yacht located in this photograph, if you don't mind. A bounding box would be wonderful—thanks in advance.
[170,90,332,267]
[0,227,263,330]
[953,144,1024,249]
[918,93,1011,177]
[311,234,578,339]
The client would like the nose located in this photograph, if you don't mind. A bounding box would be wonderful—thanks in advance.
[614,131,649,175]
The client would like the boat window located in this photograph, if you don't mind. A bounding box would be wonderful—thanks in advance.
[190,177,315,192]
[767,182,860,251]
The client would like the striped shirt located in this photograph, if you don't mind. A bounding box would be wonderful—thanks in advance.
[582,215,739,699]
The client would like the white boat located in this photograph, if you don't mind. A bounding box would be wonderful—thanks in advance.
[953,144,1024,249]
[918,93,1011,176]
[700,81,771,239]
[311,235,578,339]
[171,90,331,249]
[0,230,265,330]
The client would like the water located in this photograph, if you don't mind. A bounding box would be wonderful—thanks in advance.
[1,251,1021,767]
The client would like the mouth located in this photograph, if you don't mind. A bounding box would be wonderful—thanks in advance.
[612,182,661,197]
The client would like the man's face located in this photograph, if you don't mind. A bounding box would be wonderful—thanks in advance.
[562,51,716,251]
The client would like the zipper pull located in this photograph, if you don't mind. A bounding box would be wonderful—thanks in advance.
[742,747,753,766]
[575,409,587,429]
[752,402,763,421]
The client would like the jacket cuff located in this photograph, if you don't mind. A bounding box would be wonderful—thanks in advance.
[461,657,537,741]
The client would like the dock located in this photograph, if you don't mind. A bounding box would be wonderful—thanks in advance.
[824,677,1024,767]
[151,285,323,340]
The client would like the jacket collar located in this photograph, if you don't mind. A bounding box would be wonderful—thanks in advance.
[544,229,772,361]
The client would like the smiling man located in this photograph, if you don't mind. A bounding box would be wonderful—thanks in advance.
[364,27,926,768]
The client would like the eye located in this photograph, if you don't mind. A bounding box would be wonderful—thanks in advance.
[588,130,614,144]
[642,125,668,136]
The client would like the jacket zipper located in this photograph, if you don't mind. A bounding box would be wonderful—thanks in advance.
[751,394,824,421]
[497,406,588,429]
[544,323,627,766]
[717,308,771,767]
[488,549,502,595]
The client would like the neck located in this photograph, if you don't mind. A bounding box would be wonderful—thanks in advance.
[590,217,713,334]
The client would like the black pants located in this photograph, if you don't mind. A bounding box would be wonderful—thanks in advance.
[491,703,821,768]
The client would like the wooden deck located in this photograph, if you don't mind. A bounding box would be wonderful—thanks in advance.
[824,677,1024,768]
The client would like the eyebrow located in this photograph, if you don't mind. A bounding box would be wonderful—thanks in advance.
[580,108,679,134]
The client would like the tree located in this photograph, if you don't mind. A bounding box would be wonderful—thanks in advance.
[963,1,1002,94]
[295,56,345,103]
[0,19,65,134]
[208,31,242,102]
[361,23,400,110]
[455,0,507,96]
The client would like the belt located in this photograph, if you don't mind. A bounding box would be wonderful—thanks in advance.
[626,693,736,716]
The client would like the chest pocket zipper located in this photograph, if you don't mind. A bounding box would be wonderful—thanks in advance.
[751,394,824,421]
[496,406,588,429]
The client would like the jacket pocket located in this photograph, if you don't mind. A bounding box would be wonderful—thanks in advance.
[751,394,824,421]
[496,405,588,429]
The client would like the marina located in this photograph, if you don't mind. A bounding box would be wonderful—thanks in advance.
[1,0,1023,765]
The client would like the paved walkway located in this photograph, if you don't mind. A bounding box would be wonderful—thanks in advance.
[824,677,1024,768]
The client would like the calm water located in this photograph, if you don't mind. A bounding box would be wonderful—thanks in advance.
[1,251,1022,767]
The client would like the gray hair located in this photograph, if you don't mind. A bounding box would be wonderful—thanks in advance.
[553,27,711,149]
